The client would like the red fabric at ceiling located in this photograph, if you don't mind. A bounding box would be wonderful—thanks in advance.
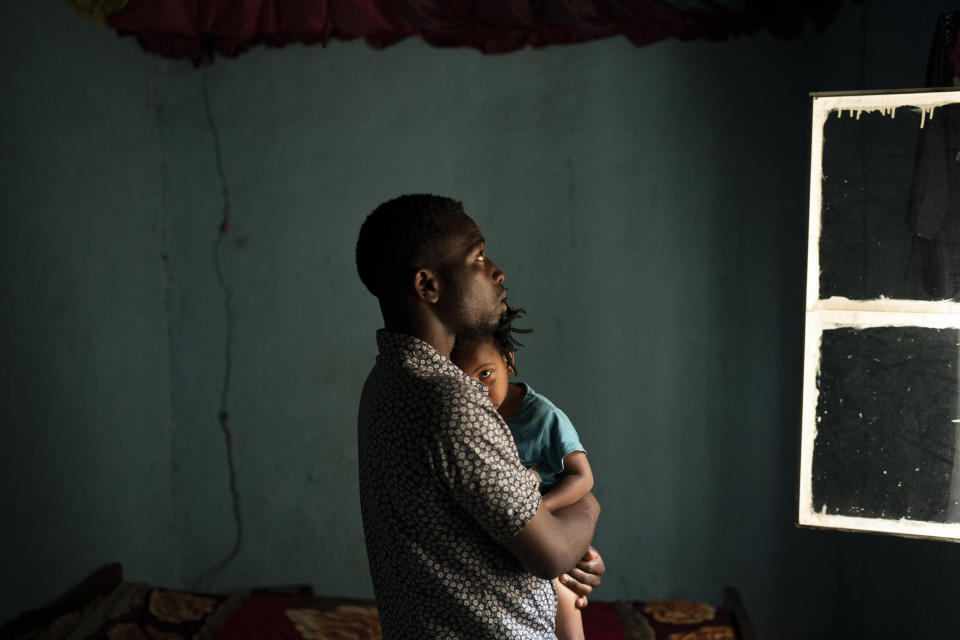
[106,0,336,60]
[103,0,845,64]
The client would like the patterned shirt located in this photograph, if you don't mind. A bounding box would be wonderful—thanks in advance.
[358,330,556,639]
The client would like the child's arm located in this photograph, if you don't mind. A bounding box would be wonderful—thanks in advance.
[541,451,594,513]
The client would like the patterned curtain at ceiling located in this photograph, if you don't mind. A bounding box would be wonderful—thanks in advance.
[65,0,852,64]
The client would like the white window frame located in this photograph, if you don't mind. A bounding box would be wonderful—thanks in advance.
[799,89,960,541]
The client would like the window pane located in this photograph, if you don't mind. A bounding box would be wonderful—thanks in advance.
[813,326,960,523]
[818,104,960,301]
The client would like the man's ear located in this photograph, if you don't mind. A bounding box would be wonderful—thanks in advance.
[413,268,440,304]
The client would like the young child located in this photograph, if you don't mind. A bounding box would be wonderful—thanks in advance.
[451,308,594,640]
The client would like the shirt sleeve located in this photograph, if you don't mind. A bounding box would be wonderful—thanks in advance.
[541,401,586,477]
[429,387,541,543]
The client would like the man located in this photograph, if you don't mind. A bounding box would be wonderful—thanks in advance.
[355,194,603,638]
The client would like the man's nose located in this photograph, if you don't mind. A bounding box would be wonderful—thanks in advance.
[490,259,505,284]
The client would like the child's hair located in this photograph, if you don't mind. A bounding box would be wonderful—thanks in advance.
[455,305,533,374]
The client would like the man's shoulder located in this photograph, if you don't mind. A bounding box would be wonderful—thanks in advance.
[367,356,489,414]
[373,331,486,395]
[408,359,481,398]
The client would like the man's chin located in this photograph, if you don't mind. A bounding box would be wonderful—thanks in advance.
[457,318,501,341]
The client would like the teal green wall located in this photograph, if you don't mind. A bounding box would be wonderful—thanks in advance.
[3,3,959,638]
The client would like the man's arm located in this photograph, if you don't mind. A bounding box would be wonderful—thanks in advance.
[503,491,600,580]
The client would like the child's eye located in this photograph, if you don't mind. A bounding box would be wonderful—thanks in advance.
[478,370,493,379]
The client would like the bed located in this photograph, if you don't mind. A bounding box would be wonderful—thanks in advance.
[2,564,757,640]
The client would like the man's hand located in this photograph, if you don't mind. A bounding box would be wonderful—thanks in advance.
[504,493,599,580]
[558,546,605,609]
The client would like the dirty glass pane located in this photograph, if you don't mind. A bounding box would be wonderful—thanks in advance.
[819,104,960,301]
[813,326,960,523]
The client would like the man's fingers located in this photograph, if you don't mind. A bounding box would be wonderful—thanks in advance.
[580,547,599,563]
[575,557,603,575]
[564,567,600,589]
[576,546,605,575]
[562,545,604,608]
[559,572,595,595]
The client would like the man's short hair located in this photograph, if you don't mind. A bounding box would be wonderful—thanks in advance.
[356,194,465,299]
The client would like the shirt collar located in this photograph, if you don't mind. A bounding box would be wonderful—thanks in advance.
[375,329,488,394]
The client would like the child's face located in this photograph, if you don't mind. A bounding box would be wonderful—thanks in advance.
[452,338,512,411]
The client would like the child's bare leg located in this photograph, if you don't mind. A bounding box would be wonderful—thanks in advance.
[554,577,584,640]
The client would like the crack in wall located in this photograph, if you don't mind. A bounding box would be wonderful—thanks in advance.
[192,66,243,589]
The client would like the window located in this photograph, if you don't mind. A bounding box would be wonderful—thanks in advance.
[800,89,960,540]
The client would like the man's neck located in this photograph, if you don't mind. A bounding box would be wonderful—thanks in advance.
[381,306,456,359]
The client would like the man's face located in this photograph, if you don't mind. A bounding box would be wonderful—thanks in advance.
[434,213,507,336]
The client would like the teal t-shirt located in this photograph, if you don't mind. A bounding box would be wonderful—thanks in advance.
[504,383,585,488]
